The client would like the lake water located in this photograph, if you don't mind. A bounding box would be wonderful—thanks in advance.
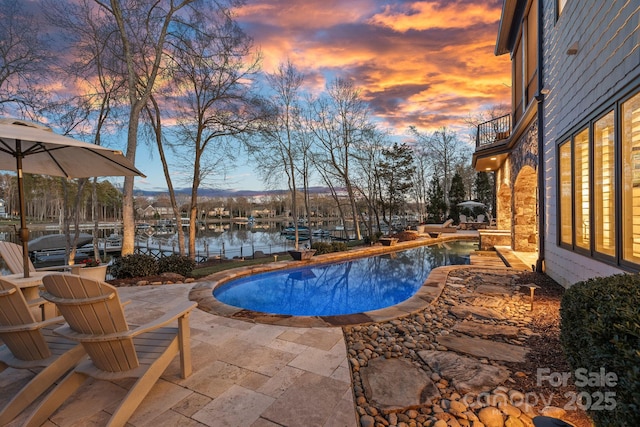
[0,221,334,272]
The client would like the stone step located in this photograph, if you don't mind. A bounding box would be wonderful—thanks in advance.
[449,305,507,321]
[452,320,520,338]
[437,335,529,363]
[418,350,511,395]
[360,357,440,413]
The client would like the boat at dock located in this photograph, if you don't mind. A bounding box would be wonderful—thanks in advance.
[28,233,93,252]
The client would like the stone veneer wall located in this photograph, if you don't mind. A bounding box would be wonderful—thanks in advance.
[509,120,538,252]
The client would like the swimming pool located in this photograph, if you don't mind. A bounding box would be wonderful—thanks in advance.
[213,240,478,316]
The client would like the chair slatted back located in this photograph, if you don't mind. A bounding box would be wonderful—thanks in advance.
[0,241,35,274]
[42,274,138,372]
[0,278,51,360]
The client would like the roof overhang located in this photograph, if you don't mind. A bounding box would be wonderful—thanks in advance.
[495,0,519,56]
[473,151,509,172]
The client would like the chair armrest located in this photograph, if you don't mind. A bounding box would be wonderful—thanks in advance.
[35,264,79,272]
[54,301,197,343]
[0,315,64,333]
[27,297,47,308]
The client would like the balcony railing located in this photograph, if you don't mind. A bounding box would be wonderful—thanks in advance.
[476,114,511,148]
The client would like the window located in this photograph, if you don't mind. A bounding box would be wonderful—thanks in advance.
[512,0,538,125]
[622,92,640,263]
[559,141,572,245]
[558,0,567,16]
[573,129,590,249]
[594,112,615,256]
[558,88,640,271]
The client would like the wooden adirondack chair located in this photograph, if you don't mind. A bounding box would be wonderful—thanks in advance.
[0,241,81,275]
[0,278,86,425]
[25,274,196,427]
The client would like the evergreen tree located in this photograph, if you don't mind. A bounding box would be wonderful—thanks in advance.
[426,175,447,223]
[378,143,415,228]
[448,171,466,223]
[474,172,494,216]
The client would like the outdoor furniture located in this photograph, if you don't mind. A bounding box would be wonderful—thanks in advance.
[421,219,457,234]
[25,274,197,427]
[476,214,485,223]
[0,278,86,426]
[459,214,467,223]
[0,241,83,318]
[0,241,82,277]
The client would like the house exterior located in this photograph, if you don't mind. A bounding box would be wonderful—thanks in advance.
[473,0,640,287]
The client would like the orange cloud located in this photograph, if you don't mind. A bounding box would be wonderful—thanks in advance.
[369,1,502,32]
[236,1,511,136]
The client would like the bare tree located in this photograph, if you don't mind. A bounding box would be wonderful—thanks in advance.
[351,127,387,237]
[463,103,510,144]
[167,3,264,258]
[0,0,52,116]
[142,94,187,255]
[93,0,196,255]
[46,0,129,262]
[308,78,373,240]
[409,126,471,213]
[249,60,306,248]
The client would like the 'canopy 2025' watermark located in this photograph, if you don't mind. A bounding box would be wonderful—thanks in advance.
[537,367,617,411]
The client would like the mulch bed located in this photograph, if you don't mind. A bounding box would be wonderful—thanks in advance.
[508,271,593,426]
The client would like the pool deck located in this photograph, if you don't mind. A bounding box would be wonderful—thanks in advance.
[2,231,506,427]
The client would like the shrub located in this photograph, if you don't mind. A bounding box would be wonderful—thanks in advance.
[330,241,348,252]
[392,230,419,242]
[310,242,332,255]
[560,274,640,426]
[112,254,158,279]
[158,254,195,277]
[364,232,383,245]
[310,241,349,255]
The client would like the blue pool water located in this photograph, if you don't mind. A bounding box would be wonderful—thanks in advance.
[214,240,478,316]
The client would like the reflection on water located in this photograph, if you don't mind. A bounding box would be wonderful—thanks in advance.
[214,240,478,316]
[0,222,332,272]
[137,222,333,259]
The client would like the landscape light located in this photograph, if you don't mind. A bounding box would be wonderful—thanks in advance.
[528,284,540,311]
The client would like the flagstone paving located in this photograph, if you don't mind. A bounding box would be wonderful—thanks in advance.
[436,335,529,363]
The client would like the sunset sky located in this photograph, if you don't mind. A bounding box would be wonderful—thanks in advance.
[236,0,511,134]
[26,0,513,192]
[191,0,510,192]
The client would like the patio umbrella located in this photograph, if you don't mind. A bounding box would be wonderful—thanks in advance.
[457,200,486,209]
[0,118,145,278]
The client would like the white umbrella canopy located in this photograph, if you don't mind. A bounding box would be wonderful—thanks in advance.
[457,200,486,209]
[0,118,145,277]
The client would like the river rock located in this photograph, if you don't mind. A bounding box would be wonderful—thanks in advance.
[478,406,504,427]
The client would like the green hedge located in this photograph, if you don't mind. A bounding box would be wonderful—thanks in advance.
[158,254,195,277]
[112,254,158,278]
[311,241,348,255]
[560,274,640,426]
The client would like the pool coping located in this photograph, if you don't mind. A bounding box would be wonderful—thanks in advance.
[189,233,478,327]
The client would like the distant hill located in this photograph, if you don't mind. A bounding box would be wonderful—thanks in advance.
[133,186,334,198]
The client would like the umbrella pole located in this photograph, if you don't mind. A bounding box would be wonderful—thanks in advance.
[16,141,29,278]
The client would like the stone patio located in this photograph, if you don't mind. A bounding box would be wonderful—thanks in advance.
[0,236,576,427]
[3,283,356,426]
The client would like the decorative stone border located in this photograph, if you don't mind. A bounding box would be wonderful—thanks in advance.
[189,234,478,327]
